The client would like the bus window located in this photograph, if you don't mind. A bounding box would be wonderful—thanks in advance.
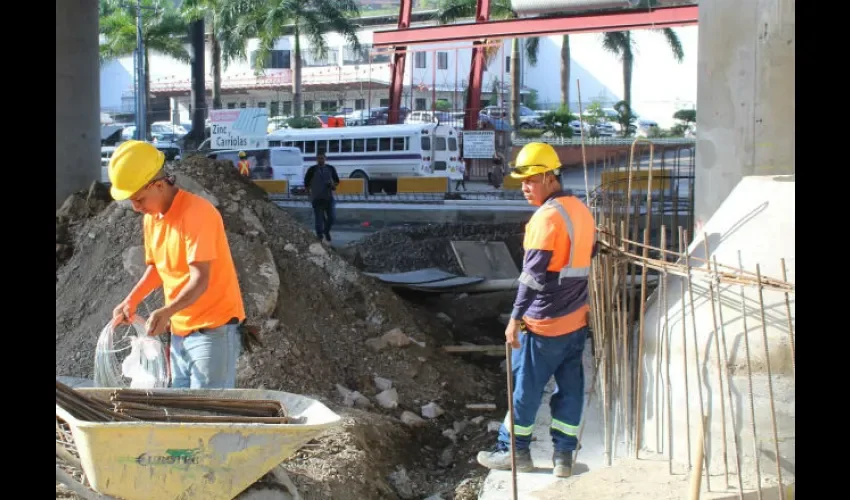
[435,137,447,151]
[448,137,458,151]
[366,138,378,152]
[283,141,294,147]
[327,140,341,153]
[421,136,431,150]
[304,141,316,154]
[379,137,391,151]
[315,140,326,153]
[354,138,365,152]
[341,139,353,153]
[392,137,406,151]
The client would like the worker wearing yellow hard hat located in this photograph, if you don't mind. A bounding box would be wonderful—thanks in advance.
[477,142,597,479]
[509,141,562,181]
[108,140,246,389]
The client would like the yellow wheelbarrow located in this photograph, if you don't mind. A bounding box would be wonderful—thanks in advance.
[56,388,341,500]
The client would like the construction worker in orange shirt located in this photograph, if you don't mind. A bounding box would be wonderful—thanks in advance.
[476,142,597,478]
[107,140,247,389]
[237,151,251,177]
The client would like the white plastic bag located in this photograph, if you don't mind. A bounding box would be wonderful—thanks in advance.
[121,335,167,388]
[93,316,169,388]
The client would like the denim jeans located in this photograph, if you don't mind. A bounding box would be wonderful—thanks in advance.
[312,198,336,236]
[170,323,242,389]
[498,326,588,452]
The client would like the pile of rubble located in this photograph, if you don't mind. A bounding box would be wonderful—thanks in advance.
[55,157,508,499]
[341,222,525,274]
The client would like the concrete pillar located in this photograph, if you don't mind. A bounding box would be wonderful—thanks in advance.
[693,0,795,229]
[635,1,795,495]
[56,0,100,208]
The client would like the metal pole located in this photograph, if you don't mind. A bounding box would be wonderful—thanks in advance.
[135,0,147,140]
[505,344,518,500]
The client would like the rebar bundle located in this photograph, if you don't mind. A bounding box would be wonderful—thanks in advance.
[56,381,291,424]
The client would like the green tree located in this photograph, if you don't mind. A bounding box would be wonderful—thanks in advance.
[235,0,362,118]
[602,29,684,109]
[436,0,539,130]
[99,0,190,140]
[182,0,255,110]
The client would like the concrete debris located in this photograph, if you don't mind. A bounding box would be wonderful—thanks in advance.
[465,403,497,411]
[375,388,399,409]
[487,421,502,432]
[366,327,412,352]
[438,446,455,468]
[283,243,297,253]
[421,402,445,419]
[453,420,468,434]
[470,416,486,425]
[308,242,328,256]
[336,384,372,409]
[424,494,444,500]
[264,319,280,331]
[436,312,453,324]
[388,467,416,499]
[400,411,426,427]
[442,428,458,444]
[374,376,393,391]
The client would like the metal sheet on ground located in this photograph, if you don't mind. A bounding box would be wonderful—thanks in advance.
[363,268,458,284]
[450,240,519,279]
[406,276,486,291]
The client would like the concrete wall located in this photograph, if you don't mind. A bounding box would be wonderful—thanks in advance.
[639,176,795,491]
[694,0,795,229]
[57,0,100,207]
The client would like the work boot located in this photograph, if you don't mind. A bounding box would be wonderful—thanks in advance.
[552,451,572,478]
[325,231,332,242]
[476,445,534,473]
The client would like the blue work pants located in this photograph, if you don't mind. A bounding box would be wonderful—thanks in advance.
[498,326,588,453]
[170,323,242,389]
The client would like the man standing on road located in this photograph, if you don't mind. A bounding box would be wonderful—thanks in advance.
[304,150,340,242]
[237,151,251,176]
[476,142,597,478]
[108,140,246,389]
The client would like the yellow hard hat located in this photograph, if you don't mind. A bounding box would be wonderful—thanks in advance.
[108,140,166,200]
[509,142,561,179]
[238,151,247,158]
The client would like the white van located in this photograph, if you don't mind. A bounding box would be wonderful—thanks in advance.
[206,146,305,187]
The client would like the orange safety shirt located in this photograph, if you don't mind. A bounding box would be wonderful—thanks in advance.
[143,189,246,336]
[237,160,251,176]
[511,191,597,336]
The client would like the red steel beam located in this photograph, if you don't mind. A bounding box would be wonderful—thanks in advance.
[387,0,413,124]
[373,5,698,46]
[463,0,491,133]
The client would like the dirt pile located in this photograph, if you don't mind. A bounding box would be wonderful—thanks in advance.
[55,157,503,498]
[341,222,525,274]
[56,181,112,275]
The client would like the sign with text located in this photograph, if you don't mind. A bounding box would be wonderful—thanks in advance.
[210,108,268,150]
[461,130,495,158]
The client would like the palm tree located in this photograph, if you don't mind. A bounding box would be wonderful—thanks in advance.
[233,0,361,118]
[561,34,570,107]
[436,0,539,130]
[602,29,684,110]
[99,0,190,139]
[181,0,254,110]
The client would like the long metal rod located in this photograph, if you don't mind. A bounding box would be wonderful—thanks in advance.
[713,257,745,498]
[684,230,711,492]
[736,251,763,500]
[505,344,518,500]
[755,264,785,500]
[678,227,693,469]
[703,235,729,488]
[661,226,675,475]
[780,257,795,375]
